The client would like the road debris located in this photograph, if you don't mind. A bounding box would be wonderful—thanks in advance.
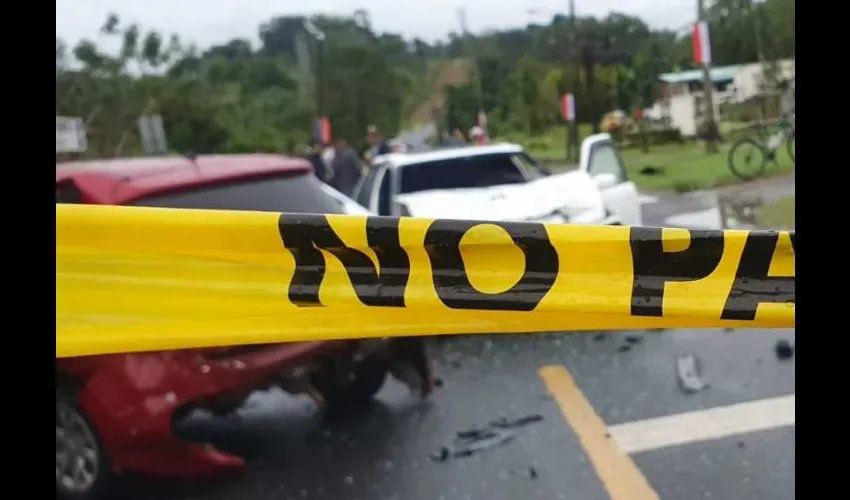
[489,414,543,429]
[528,466,538,479]
[624,335,643,345]
[617,344,632,353]
[774,340,794,360]
[675,355,708,394]
[452,431,515,458]
[431,414,543,462]
[432,447,450,462]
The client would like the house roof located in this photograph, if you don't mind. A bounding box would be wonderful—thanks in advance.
[659,65,742,84]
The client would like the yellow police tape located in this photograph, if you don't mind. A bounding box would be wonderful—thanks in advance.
[56,204,795,358]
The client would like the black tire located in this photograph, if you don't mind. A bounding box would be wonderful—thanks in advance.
[728,138,768,181]
[56,385,114,500]
[786,131,795,163]
[312,355,388,408]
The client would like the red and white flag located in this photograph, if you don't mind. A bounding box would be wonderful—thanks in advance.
[561,93,576,122]
[692,21,712,65]
[313,117,332,145]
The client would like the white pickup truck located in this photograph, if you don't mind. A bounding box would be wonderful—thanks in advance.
[352,133,642,226]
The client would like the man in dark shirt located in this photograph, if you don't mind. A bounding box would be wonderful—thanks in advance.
[305,140,331,183]
[366,125,391,163]
[330,137,363,196]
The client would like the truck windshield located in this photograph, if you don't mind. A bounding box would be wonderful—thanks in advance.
[399,152,547,195]
[128,173,346,214]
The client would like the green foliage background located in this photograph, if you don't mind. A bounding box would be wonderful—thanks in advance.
[55,0,795,158]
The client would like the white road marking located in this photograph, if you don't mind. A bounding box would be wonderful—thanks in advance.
[608,394,795,455]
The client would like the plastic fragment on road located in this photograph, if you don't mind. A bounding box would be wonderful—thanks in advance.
[431,414,544,461]
[675,355,708,394]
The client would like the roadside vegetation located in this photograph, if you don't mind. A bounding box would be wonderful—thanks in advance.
[756,196,795,229]
[57,0,794,190]
[515,126,795,192]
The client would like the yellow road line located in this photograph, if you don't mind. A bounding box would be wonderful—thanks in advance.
[538,365,660,500]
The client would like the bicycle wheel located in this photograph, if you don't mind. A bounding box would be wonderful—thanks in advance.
[728,138,768,181]
[786,131,795,164]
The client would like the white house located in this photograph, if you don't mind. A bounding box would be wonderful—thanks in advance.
[731,59,796,102]
[655,59,795,137]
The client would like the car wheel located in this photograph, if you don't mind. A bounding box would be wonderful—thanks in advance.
[56,385,113,500]
[312,355,389,408]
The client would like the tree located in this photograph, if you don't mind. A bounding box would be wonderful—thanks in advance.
[57,2,795,159]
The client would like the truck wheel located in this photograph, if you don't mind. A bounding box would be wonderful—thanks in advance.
[312,355,388,408]
[56,385,113,500]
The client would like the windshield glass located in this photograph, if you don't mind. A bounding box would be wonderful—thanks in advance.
[399,153,530,194]
[512,152,551,179]
[129,173,346,214]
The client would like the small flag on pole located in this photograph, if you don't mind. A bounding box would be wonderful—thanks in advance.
[313,117,332,145]
[561,93,576,122]
[692,21,712,65]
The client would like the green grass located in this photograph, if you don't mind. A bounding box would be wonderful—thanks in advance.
[508,126,795,193]
[756,196,795,229]
[620,142,794,192]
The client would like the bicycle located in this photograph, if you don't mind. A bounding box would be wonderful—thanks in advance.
[727,115,795,181]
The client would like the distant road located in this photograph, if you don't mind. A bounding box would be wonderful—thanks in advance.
[395,123,436,151]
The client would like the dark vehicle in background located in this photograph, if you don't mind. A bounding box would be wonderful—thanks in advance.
[55,154,433,500]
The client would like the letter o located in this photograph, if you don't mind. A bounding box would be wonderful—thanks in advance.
[423,219,559,311]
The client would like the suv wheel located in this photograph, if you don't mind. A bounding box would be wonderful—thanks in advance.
[312,355,388,408]
[56,385,112,500]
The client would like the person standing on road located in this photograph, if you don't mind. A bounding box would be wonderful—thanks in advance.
[366,125,391,163]
[305,140,331,183]
[330,137,363,197]
[453,128,467,144]
[468,126,488,145]
[440,129,466,146]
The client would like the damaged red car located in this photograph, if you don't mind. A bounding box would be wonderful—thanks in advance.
[55,154,434,500]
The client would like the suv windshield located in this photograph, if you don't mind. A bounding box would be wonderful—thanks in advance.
[129,173,346,214]
[399,152,546,195]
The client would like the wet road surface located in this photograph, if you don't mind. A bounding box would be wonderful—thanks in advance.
[126,186,794,500]
[131,327,794,500]
[641,173,795,229]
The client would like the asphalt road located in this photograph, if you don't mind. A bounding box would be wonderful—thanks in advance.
[126,189,795,500]
[132,328,794,500]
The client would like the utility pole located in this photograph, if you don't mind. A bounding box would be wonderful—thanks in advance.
[304,20,326,121]
[751,0,769,122]
[567,0,579,162]
[696,0,718,153]
[458,7,485,131]
[752,4,765,63]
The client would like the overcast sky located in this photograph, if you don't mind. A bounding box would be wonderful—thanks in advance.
[57,0,695,51]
